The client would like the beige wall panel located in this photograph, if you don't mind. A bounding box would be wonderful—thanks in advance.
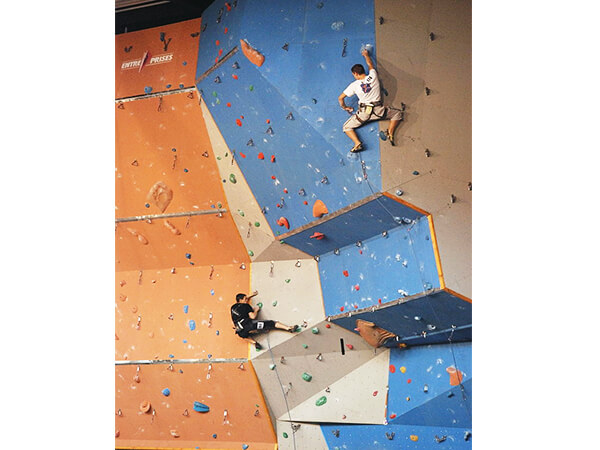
[276,421,328,450]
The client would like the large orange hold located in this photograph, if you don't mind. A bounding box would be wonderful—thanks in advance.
[240,39,265,67]
[312,199,328,218]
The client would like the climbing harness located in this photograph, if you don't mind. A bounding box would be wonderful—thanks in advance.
[355,100,386,125]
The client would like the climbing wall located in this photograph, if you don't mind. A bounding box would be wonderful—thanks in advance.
[115,19,277,449]
[115,0,472,448]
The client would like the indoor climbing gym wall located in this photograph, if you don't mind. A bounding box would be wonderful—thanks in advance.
[115,0,472,449]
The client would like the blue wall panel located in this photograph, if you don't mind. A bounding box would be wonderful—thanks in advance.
[319,216,440,317]
[387,343,472,428]
[195,0,382,234]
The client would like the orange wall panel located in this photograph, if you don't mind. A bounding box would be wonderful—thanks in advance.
[115,362,276,449]
[115,19,201,99]
[116,265,251,361]
[115,92,226,218]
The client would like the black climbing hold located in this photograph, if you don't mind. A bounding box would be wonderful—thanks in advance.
[379,16,384,25]
[314,255,320,262]
[429,32,436,41]
[425,149,431,157]
[435,435,447,443]
[298,188,305,196]
[468,182,472,191]
[450,194,456,203]
[190,32,200,37]
[286,112,294,120]
[266,126,274,135]
[124,46,132,53]
[386,432,395,440]
[160,32,165,42]
[214,76,221,83]
[246,139,254,146]
[342,38,348,57]
[425,87,431,95]
[332,430,340,438]
[320,176,329,184]
[312,98,318,104]
[232,61,240,69]
[282,43,289,51]
[333,249,340,255]
[201,24,207,32]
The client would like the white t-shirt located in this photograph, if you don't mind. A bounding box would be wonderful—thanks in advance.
[343,69,381,105]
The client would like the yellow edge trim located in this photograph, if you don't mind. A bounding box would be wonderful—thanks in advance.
[443,287,472,304]
[426,214,445,290]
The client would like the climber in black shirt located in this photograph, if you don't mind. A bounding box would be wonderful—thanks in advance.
[231,290,296,350]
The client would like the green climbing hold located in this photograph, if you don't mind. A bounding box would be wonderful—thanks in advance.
[249,85,254,91]
[248,250,254,257]
[269,364,276,370]
[257,302,263,308]
[217,156,222,160]
[302,372,312,382]
[229,174,237,183]
[254,222,260,227]
[225,152,228,157]
[272,301,277,307]
[217,202,222,208]
[216,98,221,104]
[302,344,308,349]
[311,327,319,334]
[238,210,245,216]
[285,279,291,283]
[316,396,327,406]
[212,91,218,97]
[283,432,288,439]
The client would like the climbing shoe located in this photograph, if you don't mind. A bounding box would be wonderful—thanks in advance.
[384,130,396,145]
[350,143,364,153]
[289,325,300,333]
[254,342,263,351]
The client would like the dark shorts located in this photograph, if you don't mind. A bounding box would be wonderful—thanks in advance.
[236,319,276,338]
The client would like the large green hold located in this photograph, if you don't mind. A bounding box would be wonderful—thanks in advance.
[302,372,312,382]
[229,174,237,184]
[315,396,327,406]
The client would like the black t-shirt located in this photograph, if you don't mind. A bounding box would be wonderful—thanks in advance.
[231,303,253,326]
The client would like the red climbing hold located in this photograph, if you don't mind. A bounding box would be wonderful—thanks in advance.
[389,413,397,419]
[216,40,220,46]
[310,232,325,240]
[226,102,231,107]
[407,379,412,384]
[225,2,231,11]
[271,155,276,163]
[219,48,223,56]
[340,306,344,312]
[232,73,238,80]
[271,175,276,180]
[224,27,228,34]
[240,152,246,158]
[343,270,349,277]
[283,188,288,193]
[372,391,378,396]
[303,201,308,205]
[266,119,271,124]
[325,323,331,328]
[346,344,354,350]
[277,217,290,229]
[236,119,242,127]
[378,298,382,304]
[389,365,396,373]
[257,152,265,160]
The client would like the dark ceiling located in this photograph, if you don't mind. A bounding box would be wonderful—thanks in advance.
[116,0,214,34]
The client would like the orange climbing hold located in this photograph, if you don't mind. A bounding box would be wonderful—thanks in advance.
[310,232,325,240]
[257,152,265,160]
[236,118,242,127]
[312,199,328,218]
[446,366,464,386]
[270,155,276,163]
[139,400,151,413]
[240,39,265,67]
[232,74,238,80]
[227,102,231,107]
[277,217,290,229]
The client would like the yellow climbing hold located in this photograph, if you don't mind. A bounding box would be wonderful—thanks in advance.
[399,366,406,373]
[410,435,418,441]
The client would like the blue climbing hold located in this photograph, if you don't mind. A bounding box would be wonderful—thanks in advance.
[242,445,249,450]
[162,388,170,396]
[188,320,196,331]
[144,86,153,94]
[193,401,210,413]
[185,253,192,259]
[183,305,189,313]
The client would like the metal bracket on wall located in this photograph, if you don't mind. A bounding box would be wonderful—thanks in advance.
[115,208,228,223]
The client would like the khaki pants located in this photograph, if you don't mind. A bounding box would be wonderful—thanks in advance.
[343,104,403,132]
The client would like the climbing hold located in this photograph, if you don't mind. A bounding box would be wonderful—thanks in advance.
[446,366,464,386]
[310,232,325,240]
[286,112,294,120]
[423,384,429,393]
[354,285,360,291]
[285,279,290,283]
[429,32,436,41]
[425,148,431,157]
[188,320,196,331]
[372,390,378,396]
[282,43,289,51]
[257,152,265,160]
[302,344,308,349]
[425,87,431,95]
[389,413,397,419]
[412,170,420,175]
[331,21,344,31]
[407,378,412,384]
[283,432,288,438]
[272,301,277,307]
[277,217,290,229]
[229,174,237,184]
[270,155,276,163]
[312,199,329,218]
[139,400,152,413]
[410,435,418,442]
[269,364,276,370]
[214,76,221,83]
[325,323,331,328]
[246,139,254,146]
[340,306,344,312]
[346,344,353,350]
[342,270,349,277]
[193,402,210,413]
[400,366,406,373]
[242,445,249,450]
[379,16,384,25]
[185,253,192,259]
[236,118,242,127]
[146,181,173,213]
[240,38,265,67]
[311,327,319,334]
[302,372,312,382]
[315,396,327,406]
[144,86,153,94]
[170,430,180,438]
[249,85,254,91]
[162,388,171,396]
[389,365,396,373]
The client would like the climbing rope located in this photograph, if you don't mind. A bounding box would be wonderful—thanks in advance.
[265,332,298,450]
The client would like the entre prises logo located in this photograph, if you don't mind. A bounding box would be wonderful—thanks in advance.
[121,52,174,70]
